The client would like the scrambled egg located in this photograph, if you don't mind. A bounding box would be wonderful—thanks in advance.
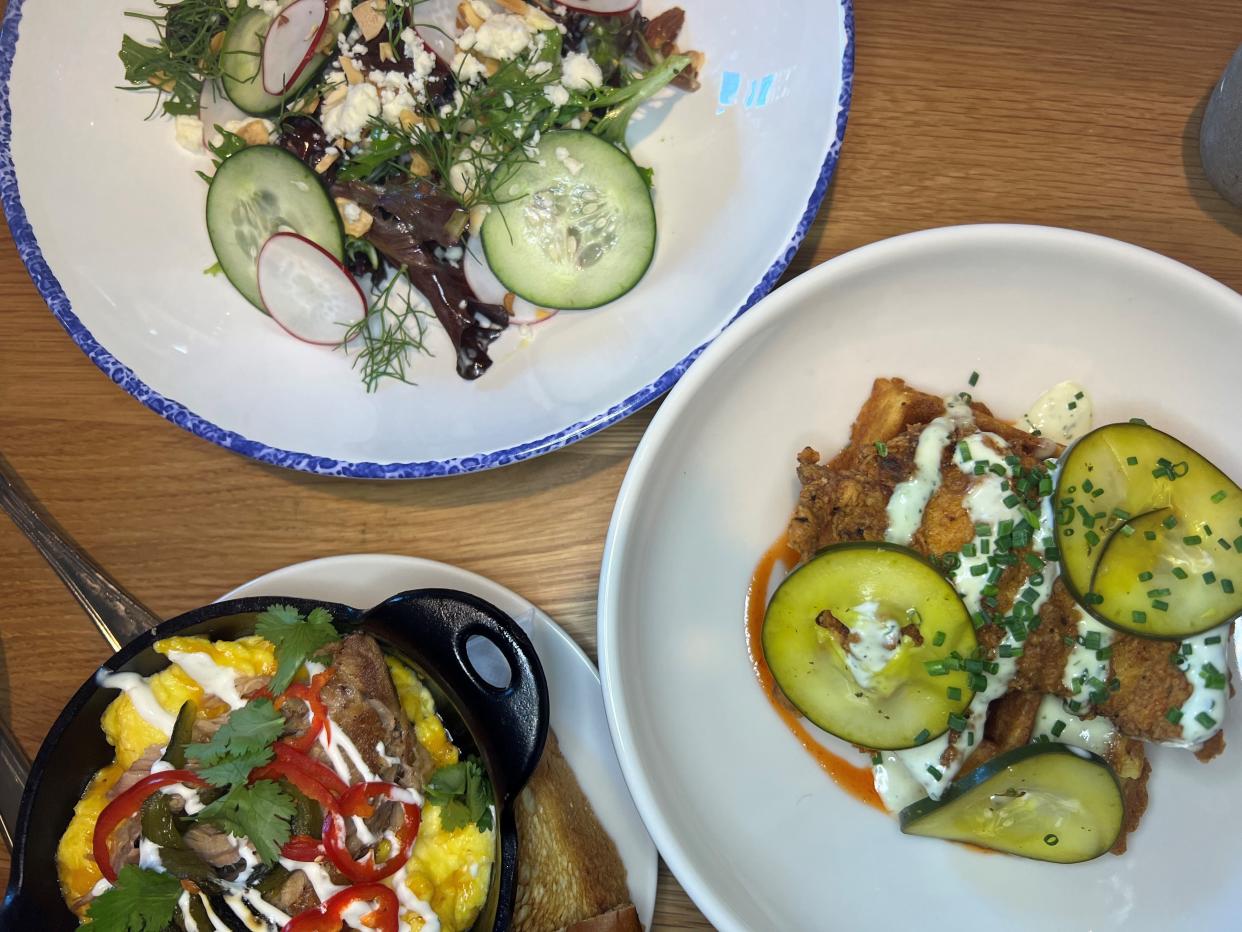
[57,635,276,910]
[58,637,494,932]
[387,656,495,932]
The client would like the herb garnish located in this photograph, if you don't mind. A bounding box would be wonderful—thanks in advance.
[195,780,296,864]
[184,697,284,786]
[118,0,239,116]
[81,865,182,932]
[424,758,494,832]
[255,604,340,693]
[340,268,435,392]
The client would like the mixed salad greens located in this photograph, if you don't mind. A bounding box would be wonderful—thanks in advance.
[119,0,702,387]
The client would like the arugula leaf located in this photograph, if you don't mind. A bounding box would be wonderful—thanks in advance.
[424,758,494,832]
[195,780,295,864]
[589,55,691,147]
[184,698,283,787]
[81,865,181,932]
[255,604,340,694]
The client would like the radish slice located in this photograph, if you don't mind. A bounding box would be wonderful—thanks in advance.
[558,0,639,15]
[199,79,250,147]
[261,0,330,95]
[258,233,367,345]
[411,0,459,66]
[463,239,560,326]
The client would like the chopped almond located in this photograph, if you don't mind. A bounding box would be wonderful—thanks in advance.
[323,84,349,108]
[148,71,176,93]
[314,150,339,174]
[378,41,396,63]
[398,108,422,131]
[408,151,432,176]
[502,292,516,314]
[339,55,364,84]
[351,0,387,42]
[235,120,271,146]
[334,197,374,237]
[209,31,226,55]
[460,0,485,30]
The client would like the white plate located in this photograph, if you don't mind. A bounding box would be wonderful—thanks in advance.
[599,225,1242,931]
[222,553,656,928]
[0,0,853,477]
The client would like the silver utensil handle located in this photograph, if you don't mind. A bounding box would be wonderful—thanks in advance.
[0,719,29,852]
[0,452,158,651]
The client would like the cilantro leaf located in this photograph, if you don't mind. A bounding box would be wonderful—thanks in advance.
[424,758,494,832]
[81,865,181,932]
[184,698,283,787]
[195,780,295,864]
[255,604,340,694]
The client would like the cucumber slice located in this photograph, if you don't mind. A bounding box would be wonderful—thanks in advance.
[480,130,656,309]
[222,6,331,116]
[206,146,343,309]
[761,543,976,750]
[1056,422,1242,638]
[899,744,1124,863]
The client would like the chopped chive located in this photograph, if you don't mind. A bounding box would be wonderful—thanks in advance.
[924,660,950,676]
[1195,712,1217,729]
[1126,456,1139,466]
[933,630,946,647]
[957,440,971,462]
[1146,588,1171,598]
[1129,417,1148,425]
[1096,647,1112,660]
[1183,535,1203,546]
[926,765,943,780]
[1220,538,1232,550]
[1084,530,1100,547]
[1200,663,1227,690]
[974,461,987,475]
[968,370,979,387]
[947,686,962,701]
[1074,391,1084,400]
[1090,488,1104,498]
[967,731,975,746]
[961,542,977,557]
[970,563,988,577]
[1172,567,1188,579]
[913,729,931,745]
[1235,535,1242,551]
[1082,479,1094,493]
[1166,707,1183,725]
[947,712,968,731]
[1003,493,1020,509]
[1044,833,1059,846]
[1132,610,1147,624]
[1120,524,1136,537]
[1144,531,1157,541]
[874,441,888,456]
[1205,635,1223,645]
[1067,401,1078,411]
[1223,579,1235,594]
[1138,571,1154,582]
[1152,599,1169,611]
[871,752,882,765]
[975,523,991,537]
[968,673,988,691]
[1212,489,1228,504]
[1050,719,1066,737]
[1202,570,1217,584]
[1082,631,1102,651]
[1163,515,1178,529]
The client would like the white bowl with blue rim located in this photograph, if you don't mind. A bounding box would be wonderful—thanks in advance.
[0,0,853,477]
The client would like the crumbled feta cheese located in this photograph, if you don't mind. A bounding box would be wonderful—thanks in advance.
[503,91,514,108]
[337,30,352,53]
[259,0,280,15]
[468,0,492,20]
[543,83,569,107]
[225,0,239,8]
[526,60,552,78]
[173,115,205,154]
[561,51,603,91]
[338,0,352,14]
[457,26,478,52]
[208,117,275,149]
[554,145,583,175]
[341,200,363,222]
[453,51,488,84]
[471,14,532,61]
[369,70,421,123]
[400,27,438,81]
[320,82,381,142]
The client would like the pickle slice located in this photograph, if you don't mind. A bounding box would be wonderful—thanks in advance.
[1056,422,1242,638]
[899,743,1124,863]
[761,543,976,750]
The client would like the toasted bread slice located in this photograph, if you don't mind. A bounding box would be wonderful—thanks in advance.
[513,731,634,932]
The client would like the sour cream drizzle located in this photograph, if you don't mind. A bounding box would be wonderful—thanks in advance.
[391,858,443,932]
[1060,609,1114,708]
[884,395,974,545]
[167,650,247,710]
[1032,694,1117,757]
[95,670,176,735]
[1168,627,1230,746]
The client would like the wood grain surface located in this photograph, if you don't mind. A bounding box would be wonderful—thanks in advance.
[3,1,1242,928]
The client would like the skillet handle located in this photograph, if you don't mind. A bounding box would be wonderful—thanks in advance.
[0,717,30,853]
[0,451,159,651]
[364,590,549,802]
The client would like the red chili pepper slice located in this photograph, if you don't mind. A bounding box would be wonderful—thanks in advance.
[280,834,324,862]
[273,742,350,798]
[281,882,399,932]
[275,669,334,752]
[92,769,207,883]
[322,782,421,884]
[250,759,338,811]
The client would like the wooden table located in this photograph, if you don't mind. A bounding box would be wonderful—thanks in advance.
[2,0,1240,926]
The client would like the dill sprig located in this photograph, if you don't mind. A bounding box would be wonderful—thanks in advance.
[119,0,241,116]
[341,269,434,391]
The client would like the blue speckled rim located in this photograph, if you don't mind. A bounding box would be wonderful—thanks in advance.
[0,1,854,479]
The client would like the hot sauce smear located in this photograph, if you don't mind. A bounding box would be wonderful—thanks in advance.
[745,535,884,811]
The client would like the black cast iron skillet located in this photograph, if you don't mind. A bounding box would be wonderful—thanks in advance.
[0,447,548,930]
[0,589,549,930]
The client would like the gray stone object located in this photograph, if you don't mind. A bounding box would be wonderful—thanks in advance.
[1202,44,1242,208]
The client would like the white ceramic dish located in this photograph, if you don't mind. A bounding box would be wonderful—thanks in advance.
[598,225,1242,931]
[0,0,852,477]
[223,553,656,927]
